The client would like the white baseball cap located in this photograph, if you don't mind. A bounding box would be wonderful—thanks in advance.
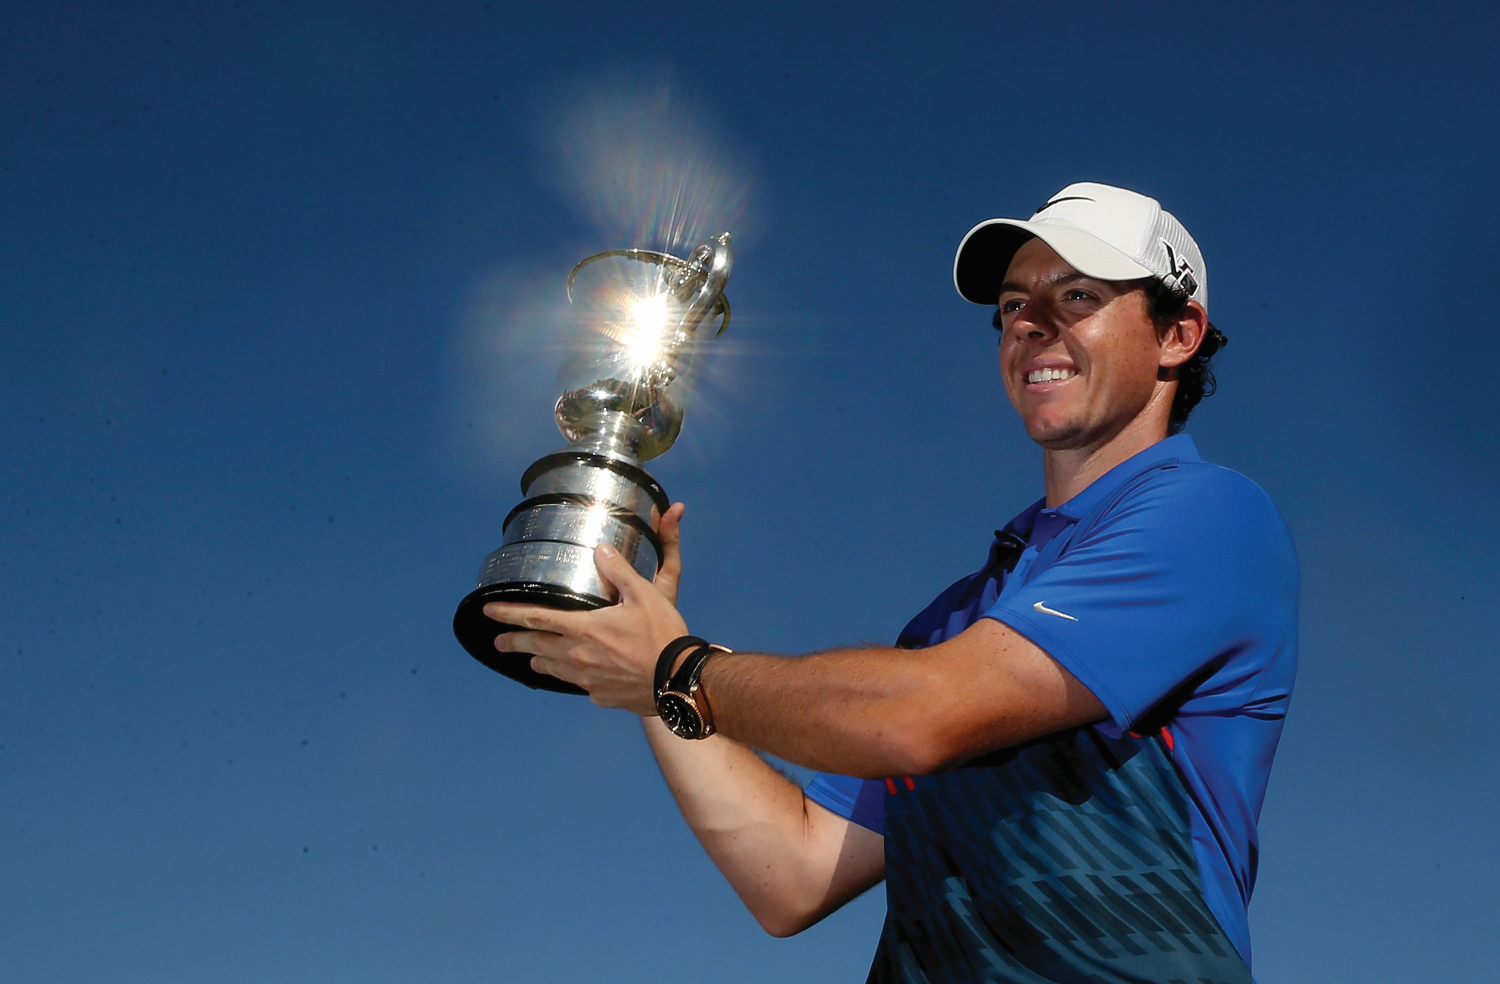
[953,182,1208,315]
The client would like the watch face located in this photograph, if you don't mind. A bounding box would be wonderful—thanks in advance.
[657,693,701,739]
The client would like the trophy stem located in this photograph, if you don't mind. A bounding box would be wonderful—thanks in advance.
[569,409,650,458]
[452,412,669,694]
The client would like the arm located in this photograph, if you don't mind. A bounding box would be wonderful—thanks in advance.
[698,621,1106,778]
[487,525,1106,784]
[498,505,884,935]
[640,717,885,936]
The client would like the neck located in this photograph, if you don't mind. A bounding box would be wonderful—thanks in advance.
[1042,410,1171,508]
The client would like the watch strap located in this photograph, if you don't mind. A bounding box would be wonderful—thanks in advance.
[666,643,718,696]
[655,635,707,699]
[664,643,725,737]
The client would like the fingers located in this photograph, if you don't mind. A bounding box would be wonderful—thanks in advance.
[494,629,591,691]
[529,653,588,691]
[592,541,654,602]
[492,628,567,658]
[653,502,685,602]
[483,602,583,635]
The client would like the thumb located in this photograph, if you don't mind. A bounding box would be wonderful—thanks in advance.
[594,542,651,603]
[652,502,685,604]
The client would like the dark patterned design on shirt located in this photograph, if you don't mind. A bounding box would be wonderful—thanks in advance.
[868,727,1251,984]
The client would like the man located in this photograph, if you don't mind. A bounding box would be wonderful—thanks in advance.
[487,182,1298,984]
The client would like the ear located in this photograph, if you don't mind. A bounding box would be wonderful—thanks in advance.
[1158,299,1208,369]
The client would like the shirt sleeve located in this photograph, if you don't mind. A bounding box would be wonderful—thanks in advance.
[984,464,1298,731]
[804,773,886,835]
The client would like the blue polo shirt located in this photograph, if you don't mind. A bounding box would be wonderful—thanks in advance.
[805,435,1298,984]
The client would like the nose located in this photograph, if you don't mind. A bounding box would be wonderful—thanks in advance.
[1010,297,1060,343]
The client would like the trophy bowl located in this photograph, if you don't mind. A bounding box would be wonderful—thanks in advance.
[453,234,733,694]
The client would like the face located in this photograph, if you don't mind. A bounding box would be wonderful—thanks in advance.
[996,238,1169,451]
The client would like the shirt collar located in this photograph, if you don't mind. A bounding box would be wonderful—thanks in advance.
[999,498,1046,541]
[1051,434,1201,522]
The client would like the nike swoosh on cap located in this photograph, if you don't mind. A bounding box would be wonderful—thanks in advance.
[1033,601,1079,622]
[1033,195,1094,213]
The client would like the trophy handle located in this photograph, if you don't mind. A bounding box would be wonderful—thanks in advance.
[712,294,730,336]
[565,248,687,302]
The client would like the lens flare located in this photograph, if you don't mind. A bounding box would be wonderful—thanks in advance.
[580,502,612,547]
[543,70,754,255]
[622,294,669,368]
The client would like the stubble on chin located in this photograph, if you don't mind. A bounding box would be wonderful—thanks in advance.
[1025,415,1091,451]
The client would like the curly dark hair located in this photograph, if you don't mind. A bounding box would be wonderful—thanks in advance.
[1140,280,1228,435]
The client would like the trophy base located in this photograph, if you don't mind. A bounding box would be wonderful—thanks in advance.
[454,414,670,697]
[452,581,602,695]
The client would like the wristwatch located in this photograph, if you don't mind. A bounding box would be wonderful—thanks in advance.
[655,640,731,740]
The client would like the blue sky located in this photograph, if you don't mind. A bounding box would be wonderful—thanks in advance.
[4,2,1498,981]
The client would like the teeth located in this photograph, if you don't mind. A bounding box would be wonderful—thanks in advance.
[1027,367,1077,384]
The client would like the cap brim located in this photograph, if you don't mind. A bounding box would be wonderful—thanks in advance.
[953,218,1154,305]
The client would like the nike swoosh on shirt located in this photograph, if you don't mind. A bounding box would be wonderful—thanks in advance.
[1033,601,1079,622]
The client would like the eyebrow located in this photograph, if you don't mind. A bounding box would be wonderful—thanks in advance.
[997,272,1096,295]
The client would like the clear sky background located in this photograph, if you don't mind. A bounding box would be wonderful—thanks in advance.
[4,2,1498,981]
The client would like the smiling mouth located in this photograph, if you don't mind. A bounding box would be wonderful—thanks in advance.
[1026,367,1077,384]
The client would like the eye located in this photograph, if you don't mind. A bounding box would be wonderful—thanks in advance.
[993,299,1025,330]
[1063,288,1095,302]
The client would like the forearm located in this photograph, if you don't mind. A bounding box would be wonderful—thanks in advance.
[641,717,881,936]
[699,629,1100,777]
[700,647,948,777]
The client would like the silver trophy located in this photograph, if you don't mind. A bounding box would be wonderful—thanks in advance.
[453,233,734,693]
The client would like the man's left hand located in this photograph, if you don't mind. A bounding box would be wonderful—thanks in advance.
[483,504,690,715]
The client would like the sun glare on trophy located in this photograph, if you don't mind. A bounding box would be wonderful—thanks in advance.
[580,502,612,545]
[623,293,669,368]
